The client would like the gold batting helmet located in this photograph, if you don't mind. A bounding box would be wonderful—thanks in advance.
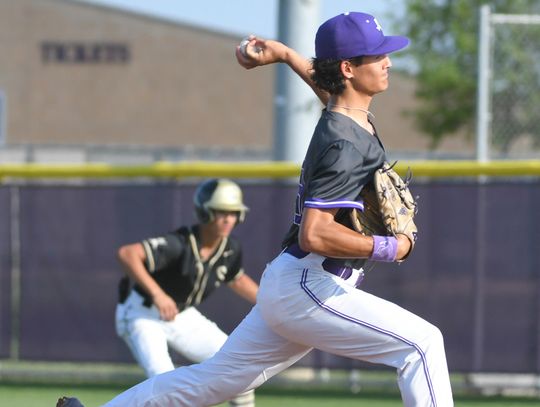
[193,178,249,223]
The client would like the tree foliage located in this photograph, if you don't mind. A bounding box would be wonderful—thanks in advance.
[399,0,540,151]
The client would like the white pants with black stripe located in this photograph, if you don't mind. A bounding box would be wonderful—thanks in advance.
[104,252,453,407]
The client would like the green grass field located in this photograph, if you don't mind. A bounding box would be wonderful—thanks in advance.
[0,362,538,406]
[1,383,539,407]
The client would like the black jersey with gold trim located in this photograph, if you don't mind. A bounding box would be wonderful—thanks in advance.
[136,225,243,309]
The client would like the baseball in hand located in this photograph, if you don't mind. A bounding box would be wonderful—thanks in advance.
[239,37,262,58]
[239,37,251,57]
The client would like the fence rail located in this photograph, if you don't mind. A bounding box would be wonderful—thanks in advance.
[1,160,540,179]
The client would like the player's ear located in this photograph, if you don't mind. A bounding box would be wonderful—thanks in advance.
[340,60,354,79]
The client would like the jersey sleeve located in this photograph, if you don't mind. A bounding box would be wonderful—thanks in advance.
[141,233,184,273]
[305,140,372,210]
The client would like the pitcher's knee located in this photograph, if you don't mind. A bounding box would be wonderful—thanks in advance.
[401,324,445,367]
[426,324,445,350]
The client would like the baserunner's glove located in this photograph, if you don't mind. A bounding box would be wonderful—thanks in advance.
[350,162,418,261]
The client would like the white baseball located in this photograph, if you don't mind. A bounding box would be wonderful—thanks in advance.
[239,38,250,57]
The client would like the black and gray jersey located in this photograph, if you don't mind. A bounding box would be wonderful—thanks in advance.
[282,110,386,264]
[136,225,244,309]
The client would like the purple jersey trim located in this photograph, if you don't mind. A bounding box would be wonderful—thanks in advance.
[304,199,364,210]
[300,268,437,407]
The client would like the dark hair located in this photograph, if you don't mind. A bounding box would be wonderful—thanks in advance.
[311,56,363,95]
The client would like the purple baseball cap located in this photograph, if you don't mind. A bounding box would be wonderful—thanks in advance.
[315,12,409,59]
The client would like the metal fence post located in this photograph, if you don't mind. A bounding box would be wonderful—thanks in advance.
[9,185,21,360]
[472,4,492,373]
[274,0,320,163]
[476,4,491,163]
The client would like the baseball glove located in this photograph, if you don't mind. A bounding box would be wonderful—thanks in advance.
[350,162,418,261]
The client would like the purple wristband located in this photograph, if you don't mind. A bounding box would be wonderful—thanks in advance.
[370,235,398,262]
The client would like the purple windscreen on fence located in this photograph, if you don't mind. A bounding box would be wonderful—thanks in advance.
[7,180,540,373]
[17,184,188,362]
[478,183,540,373]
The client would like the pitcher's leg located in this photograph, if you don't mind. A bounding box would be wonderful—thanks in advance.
[324,284,452,406]
[396,324,452,407]
[166,307,255,407]
[269,269,453,407]
[102,305,311,407]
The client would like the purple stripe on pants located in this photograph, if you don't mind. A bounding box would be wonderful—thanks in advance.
[300,268,437,407]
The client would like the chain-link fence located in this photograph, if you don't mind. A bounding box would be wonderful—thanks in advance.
[478,7,540,160]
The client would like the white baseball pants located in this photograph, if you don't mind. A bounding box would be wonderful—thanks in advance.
[115,290,255,406]
[116,290,229,376]
[104,252,454,407]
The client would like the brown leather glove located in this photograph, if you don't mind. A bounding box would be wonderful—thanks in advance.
[351,162,418,261]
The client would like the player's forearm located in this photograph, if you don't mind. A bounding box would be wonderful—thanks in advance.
[130,270,165,299]
[300,225,410,261]
[238,37,329,105]
[281,46,329,105]
[299,219,373,258]
[117,245,164,298]
[125,266,164,299]
[298,208,408,261]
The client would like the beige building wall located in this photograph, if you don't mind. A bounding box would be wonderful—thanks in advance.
[0,0,474,159]
[0,0,274,150]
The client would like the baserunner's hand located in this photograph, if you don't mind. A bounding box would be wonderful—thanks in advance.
[153,292,179,321]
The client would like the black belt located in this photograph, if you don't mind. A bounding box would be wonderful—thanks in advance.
[284,243,354,280]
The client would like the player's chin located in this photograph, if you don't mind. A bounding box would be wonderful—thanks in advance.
[219,226,234,237]
[369,81,389,95]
